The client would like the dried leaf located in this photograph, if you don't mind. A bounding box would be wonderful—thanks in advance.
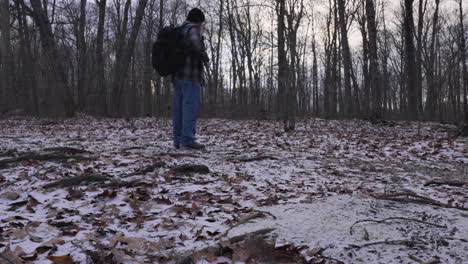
[1,245,24,264]
[47,255,74,264]
[1,191,20,200]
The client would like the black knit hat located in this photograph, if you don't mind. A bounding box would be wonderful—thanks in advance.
[187,8,205,23]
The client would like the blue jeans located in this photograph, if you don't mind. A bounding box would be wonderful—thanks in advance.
[172,80,201,146]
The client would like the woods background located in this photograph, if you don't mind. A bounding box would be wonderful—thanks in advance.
[0,0,467,127]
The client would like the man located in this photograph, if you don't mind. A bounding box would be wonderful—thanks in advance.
[172,8,208,150]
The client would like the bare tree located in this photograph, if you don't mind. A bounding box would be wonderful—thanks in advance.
[404,0,418,120]
[365,0,381,118]
[0,0,14,113]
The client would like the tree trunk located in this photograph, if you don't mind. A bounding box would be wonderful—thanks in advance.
[95,0,107,115]
[277,0,288,130]
[0,0,14,113]
[416,0,426,115]
[337,0,353,117]
[459,0,468,122]
[111,0,148,116]
[28,0,75,116]
[365,0,380,118]
[404,0,418,120]
[77,0,87,111]
[425,0,440,120]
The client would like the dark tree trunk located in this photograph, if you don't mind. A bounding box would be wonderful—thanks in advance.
[95,0,107,115]
[365,0,381,118]
[404,0,418,120]
[337,0,353,117]
[425,0,440,120]
[0,0,14,113]
[77,0,87,111]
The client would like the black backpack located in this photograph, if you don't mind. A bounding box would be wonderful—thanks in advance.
[152,25,193,77]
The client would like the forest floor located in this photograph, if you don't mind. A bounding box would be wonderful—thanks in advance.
[0,116,467,264]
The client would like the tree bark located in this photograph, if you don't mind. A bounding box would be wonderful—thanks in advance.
[27,0,75,116]
[459,0,468,122]
[0,0,14,113]
[404,0,418,120]
[111,0,148,116]
[337,0,353,117]
[365,0,381,118]
[77,0,87,111]
[425,0,440,120]
[277,0,289,130]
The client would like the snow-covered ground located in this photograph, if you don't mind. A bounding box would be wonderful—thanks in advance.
[0,117,466,263]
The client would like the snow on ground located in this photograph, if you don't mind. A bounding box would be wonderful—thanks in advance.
[0,116,466,263]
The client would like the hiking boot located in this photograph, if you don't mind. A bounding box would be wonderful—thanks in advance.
[182,142,205,150]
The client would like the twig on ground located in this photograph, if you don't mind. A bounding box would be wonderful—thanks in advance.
[43,147,91,154]
[349,217,447,235]
[237,155,278,162]
[121,146,145,152]
[376,191,468,211]
[424,180,466,187]
[348,239,421,249]
[224,211,277,236]
[0,252,16,264]
[172,164,210,174]
[100,180,152,188]
[224,220,256,235]
[158,152,199,158]
[43,174,111,189]
[122,162,166,178]
[0,153,96,169]
[0,149,16,157]
[229,228,276,243]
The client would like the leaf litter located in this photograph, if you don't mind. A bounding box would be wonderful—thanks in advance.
[0,117,466,263]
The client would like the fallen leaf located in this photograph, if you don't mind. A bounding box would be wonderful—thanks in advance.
[1,191,20,200]
[47,255,74,264]
[1,245,24,264]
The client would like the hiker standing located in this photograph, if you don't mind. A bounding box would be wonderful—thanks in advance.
[172,8,208,150]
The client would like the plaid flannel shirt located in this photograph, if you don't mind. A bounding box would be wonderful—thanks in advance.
[173,21,209,84]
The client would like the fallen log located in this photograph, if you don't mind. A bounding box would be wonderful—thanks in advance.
[122,162,166,178]
[43,174,111,189]
[424,180,466,187]
[348,239,421,249]
[228,228,276,243]
[350,217,446,235]
[158,152,199,158]
[237,155,278,162]
[172,164,210,175]
[99,179,154,188]
[0,153,96,169]
[43,147,92,154]
[376,191,468,211]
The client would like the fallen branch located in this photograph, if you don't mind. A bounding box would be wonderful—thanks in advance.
[0,153,96,169]
[376,191,468,211]
[237,155,278,162]
[158,152,199,158]
[224,211,277,235]
[172,164,210,175]
[424,180,466,187]
[0,149,16,158]
[0,253,16,264]
[229,228,275,243]
[348,239,421,249]
[43,147,91,154]
[43,174,111,189]
[122,162,166,178]
[121,146,145,152]
[452,124,468,138]
[100,180,153,188]
[350,217,446,235]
